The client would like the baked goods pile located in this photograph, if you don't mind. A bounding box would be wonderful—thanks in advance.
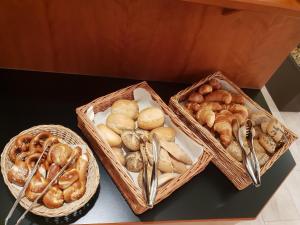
[184,78,285,167]
[7,131,89,208]
[96,99,193,189]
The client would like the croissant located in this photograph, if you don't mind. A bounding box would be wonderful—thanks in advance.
[198,84,213,95]
[231,93,245,104]
[204,90,232,104]
[209,78,221,90]
[196,108,215,128]
[188,92,204,103]
[198,102,223,111]
[213,110,233,146]
[226,104,248,124]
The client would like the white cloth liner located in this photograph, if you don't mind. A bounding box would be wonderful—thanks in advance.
[86,87,204,188]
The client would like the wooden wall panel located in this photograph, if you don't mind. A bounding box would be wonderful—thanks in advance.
[0,0,300,88]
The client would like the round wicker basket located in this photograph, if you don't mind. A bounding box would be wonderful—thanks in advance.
[0,124,100,217]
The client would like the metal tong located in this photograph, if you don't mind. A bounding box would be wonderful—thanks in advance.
[140,133,159,208]
[233,119,261,187]
[5,142,78,225]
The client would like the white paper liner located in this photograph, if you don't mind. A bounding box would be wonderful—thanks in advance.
[86,88,204,188]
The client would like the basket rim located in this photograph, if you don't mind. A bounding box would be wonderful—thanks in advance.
[1,124,100,217]
[76,81,214,213]
[169,71,298,188]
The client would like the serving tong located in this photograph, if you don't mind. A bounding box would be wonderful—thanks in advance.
[233,119,261,187]
[5,141,78,225]
[139,133,159,208]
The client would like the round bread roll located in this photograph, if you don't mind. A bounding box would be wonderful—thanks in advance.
[96,124,122,147]
[150,127,176,142]
[111,147,126,166]
[111,99,139,120]
[121,131,140,151]
[137,107,164,130]
[106,113,135,134]
[126,152,143,172]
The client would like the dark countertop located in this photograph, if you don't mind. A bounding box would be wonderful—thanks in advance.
[0,69,295,225]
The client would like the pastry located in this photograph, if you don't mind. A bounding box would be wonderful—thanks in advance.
[111,147,126,166]
[63,154,89,203]
[25,171,48,201]
[96,124,122,147]
[188,92,204,103]
[204,90,232,104]
[15,134,33,152]
[231,93,245,104]
[258,133,276,154]
[144,142,173,173]
[29,131,52,153]
[250,112,269,126]
[160,141,192,165]
[125,152,143,172]
[150,127,176,142]
[7,157,29,186]
[157,173,180,188]
[121,130,141,151]
[195,108,215,128]
[137,107,165,130]
[49,143,73,167]
[261,121,269,133]
[213,110,233,147]
[198,84,213,95]
[47,163,61,182]
[226,141,242,162]
[185,102,201,112]
[209,78,221,90]
[111,99,139,120]
[170,157,188,174]
[198,102,223,111]
[58,168,79,189]
[267,119,284,142]
[43,186,64,208]
[106,113,135,135]
[226,104,248,125]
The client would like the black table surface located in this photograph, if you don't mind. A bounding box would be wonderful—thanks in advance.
[0,69,295,225]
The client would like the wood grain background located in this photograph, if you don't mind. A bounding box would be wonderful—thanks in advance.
[0,0,300,88]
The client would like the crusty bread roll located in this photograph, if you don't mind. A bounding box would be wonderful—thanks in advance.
[111,147,126,166]
[97,124,122,147]
[137,107,165,130]
[150,127,176,142]
[111,99,139,120]
[106,113,135,134]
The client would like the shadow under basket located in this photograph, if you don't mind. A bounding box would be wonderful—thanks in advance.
[0,124,100,217]
[169,71,298,190]
[76,81,214,214]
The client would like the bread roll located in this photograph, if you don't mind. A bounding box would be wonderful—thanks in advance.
[160,141,192,165]
[150,127,176,142]
[126,152,143,172]
[121,131,140,151]
[226,141,242,162]
[97,124,122,147]
[111,147,126,166]
[106,113,135,134]
[258,133,276,154]
[111,99,139,119]
[138,107,165,130]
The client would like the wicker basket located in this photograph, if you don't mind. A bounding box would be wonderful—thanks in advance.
[169,71,298,190]
[76,81,214,214]
[0,124,100,217]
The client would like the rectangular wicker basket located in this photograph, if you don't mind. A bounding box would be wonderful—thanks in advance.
[76,81,214,214]
[169,71,298,190]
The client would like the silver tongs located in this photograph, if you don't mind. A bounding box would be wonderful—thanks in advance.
[140,133,159,208]
[5,139,78,225]
[233,119,261,187]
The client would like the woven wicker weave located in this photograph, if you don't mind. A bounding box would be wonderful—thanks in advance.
[0,124,100,217]
[169,71,298,190]
[76,81,214,214]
